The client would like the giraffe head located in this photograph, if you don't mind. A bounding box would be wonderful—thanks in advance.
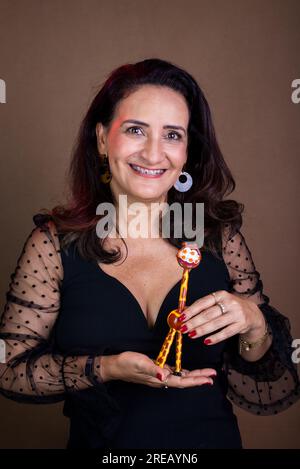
[177,242,201,269]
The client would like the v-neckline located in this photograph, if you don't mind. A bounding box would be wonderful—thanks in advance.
[95,262,195,332]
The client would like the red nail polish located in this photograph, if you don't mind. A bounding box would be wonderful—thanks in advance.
[204,381,213,385]
[188,330,197,338]
[204,338,212,345]
[178,313,186,322]
[156,373,162,381]
[180,325,188,333]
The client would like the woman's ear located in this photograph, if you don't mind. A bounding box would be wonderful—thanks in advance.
[95,122,108,155]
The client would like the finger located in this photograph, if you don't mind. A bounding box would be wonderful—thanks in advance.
[183,313,234,339]
[184,368,217,377]
[179,290,227,321]
[144,360,171,382]
[169,368,216,379]
[180,304,224,332]
[204,323,240,345]
[169,375,214,388]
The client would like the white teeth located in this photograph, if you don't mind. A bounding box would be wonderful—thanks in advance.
[130,164,165,175]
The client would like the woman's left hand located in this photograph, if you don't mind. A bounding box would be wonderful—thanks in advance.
[178,290,266,345]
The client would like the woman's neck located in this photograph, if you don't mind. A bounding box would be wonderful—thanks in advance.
[112,192,168,241]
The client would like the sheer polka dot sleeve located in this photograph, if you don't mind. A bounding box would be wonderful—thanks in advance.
[221,225,300,415]
[0,216,104,403]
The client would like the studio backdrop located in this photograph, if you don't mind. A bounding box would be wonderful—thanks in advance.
[0,0,299,449]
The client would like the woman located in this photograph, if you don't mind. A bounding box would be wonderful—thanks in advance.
[0,58,299,449]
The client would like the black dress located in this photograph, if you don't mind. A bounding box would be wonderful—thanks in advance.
[0,213,299,449]
[57,229,241,449]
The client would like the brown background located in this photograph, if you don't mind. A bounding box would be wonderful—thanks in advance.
[0,0,299,449]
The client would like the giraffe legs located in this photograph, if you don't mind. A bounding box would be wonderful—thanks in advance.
[174,330,183,375]
[154,327,176,368]
[154,309,183,376]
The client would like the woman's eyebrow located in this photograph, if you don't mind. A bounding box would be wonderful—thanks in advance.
[121,119,186,135]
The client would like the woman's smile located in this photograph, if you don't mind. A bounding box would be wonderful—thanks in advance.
[128,163,167,178]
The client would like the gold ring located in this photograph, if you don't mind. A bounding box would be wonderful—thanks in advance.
[211,292,218,304]
[217,301,226,314]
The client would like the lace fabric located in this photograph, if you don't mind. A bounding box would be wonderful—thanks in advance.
[0,215,299,417]
[222,226,300,415]
[0,215,105,403]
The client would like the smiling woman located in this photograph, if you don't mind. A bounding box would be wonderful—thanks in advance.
[95,84,190,204]
[0,58,299,449]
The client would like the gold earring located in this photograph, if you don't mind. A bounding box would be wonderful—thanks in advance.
[99,153,112,184]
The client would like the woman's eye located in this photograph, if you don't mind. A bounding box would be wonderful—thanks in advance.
[126,126,143,135]
[125,126,182,140]
[167,131,182,141]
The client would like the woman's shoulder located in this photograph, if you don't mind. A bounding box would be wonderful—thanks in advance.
[29,212,62,263]
[32,212,54,227]
[32,212,60,241]
[33,212,56,231]
[220,223,248,254]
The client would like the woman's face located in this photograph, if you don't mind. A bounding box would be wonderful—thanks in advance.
[96,85,189,203]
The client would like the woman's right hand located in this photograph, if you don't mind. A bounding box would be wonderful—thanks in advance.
[100,351,216,388]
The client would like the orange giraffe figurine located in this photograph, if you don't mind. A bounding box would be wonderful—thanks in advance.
[154,242,202,376]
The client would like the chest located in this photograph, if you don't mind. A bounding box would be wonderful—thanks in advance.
[98,245,184,329]
[56,241,231,364]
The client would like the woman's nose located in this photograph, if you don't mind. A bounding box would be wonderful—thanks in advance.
[143,137,166,166]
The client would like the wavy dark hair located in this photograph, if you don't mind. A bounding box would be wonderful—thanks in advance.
[39,58,244,263]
